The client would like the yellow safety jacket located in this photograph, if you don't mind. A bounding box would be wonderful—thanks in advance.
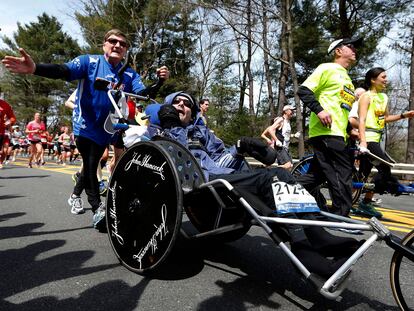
[364,91,388,143]
[302,63,355,138]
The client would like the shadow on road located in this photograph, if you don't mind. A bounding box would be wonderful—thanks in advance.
[0,278,151,311]
[194,233,400,310]
[0,212,26,222]
[0,175,50,180]
[0,194,25,200]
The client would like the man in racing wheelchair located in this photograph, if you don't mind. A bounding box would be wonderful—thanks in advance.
[152,91,363,279]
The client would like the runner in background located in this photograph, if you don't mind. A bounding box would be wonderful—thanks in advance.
[11,125,23,162]
[58,126,71,166]
[26,112,46,168]
[0,99,16,169]
[261,105,297,170]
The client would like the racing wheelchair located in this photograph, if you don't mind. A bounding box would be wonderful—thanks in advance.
[100,61,414,308]
[105,132,414,310]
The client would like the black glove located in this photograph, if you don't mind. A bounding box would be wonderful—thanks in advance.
[158,105,181,129]
[236,136,277,166]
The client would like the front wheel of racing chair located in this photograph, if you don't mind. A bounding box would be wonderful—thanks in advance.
[106,139,184,274]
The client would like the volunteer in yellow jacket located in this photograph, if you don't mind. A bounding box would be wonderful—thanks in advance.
[296,37,362,217]
[357,67,414,217]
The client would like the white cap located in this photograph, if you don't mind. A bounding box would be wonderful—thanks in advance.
[327,37,363,54]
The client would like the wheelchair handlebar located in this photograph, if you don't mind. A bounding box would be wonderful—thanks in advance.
[357,147,395,167]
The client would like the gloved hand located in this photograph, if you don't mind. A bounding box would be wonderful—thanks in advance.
[236,137,277,166]
[358,146,369,154]
[158,105,181,129]
[294,131,301,138]
[275,140,283,147]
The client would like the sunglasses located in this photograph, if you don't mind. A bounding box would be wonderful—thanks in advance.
[343,43,356,52]
[106,38,128,48]
[173,98,192,108]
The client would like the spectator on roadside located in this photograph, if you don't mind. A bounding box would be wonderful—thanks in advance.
[198,98,210,125]
[2,28,169,231]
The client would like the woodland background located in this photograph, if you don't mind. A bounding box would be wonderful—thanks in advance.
[1,0,413,162]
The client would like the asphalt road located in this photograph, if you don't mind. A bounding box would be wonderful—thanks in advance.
[1,158,413,310]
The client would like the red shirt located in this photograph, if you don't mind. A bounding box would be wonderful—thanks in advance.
[0,99,16,135]
[26,120,46,141]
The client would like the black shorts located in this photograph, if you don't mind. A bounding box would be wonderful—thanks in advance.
[276,147,292,165]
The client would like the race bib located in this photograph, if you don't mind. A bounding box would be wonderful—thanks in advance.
[271,181,320,215]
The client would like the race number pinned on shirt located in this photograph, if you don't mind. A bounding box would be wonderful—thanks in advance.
[271,181,320,215]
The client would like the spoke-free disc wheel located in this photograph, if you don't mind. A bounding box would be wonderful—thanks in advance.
[390,229,414,311]
[106,141,183,274]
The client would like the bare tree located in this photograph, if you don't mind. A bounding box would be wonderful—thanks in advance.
[407,28,414,162]
[193,7,226,98]
[277,0,289,117]
[261,0,275,118]
[285,0,304,157]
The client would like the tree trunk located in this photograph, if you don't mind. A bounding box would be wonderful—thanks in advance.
[406,29,414,163]
[247,0,254,116]
[277,0,289,116]
[261,0,275,118]
[286,0,304,157]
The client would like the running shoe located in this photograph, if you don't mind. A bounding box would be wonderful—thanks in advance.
[353,201,382,219]
[93,202,106,231]
[0,163,3,169]
[28,162,33,168]
[68,194,85,214]
[72,172,80,185]
[99,180,107,196]
[370,197,382,207]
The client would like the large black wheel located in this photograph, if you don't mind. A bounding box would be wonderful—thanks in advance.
[390,229,414,310]
[291,155,362,206]
[152,137,250,243]
[106,141,183,274]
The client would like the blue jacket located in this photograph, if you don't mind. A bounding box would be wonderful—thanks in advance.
[159,92,245,180]
[66,54,145,146]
